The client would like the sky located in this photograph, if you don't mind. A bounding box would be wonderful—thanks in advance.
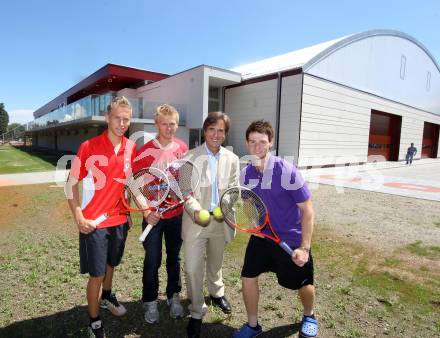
[1,0,439,124]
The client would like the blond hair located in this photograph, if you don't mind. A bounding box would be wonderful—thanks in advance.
[155,104,180,124]
[107,96,132,114]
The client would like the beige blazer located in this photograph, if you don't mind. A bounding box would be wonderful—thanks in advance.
[182,143,240,242]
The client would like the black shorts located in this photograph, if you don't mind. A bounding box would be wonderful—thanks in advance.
[241,236,314,290]
[79,223,129,277]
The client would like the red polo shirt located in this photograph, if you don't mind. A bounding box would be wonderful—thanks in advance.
[133,137,188,219]
[69,131,136,228]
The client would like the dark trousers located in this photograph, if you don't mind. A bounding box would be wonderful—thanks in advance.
[406,153,414,164]
[142,214,183,302]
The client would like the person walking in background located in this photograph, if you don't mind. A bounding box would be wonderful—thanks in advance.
[65,96,136,338]
[406,142,417,164]
[182,112,240,338]
[133,104,188,324]
[233,120,317,338]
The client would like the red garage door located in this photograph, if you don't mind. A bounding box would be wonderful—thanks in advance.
[368,110,401,161]
[422,122,439,158]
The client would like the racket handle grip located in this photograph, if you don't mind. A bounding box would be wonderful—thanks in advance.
[279,241,294,256]
[91,214,108,227]
[139,224,153,242]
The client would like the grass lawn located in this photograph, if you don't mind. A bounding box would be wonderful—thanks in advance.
[0,144,57,174]
[0,184,439,337]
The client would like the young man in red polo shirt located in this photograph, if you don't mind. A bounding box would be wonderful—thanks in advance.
[65,96,136,338]
[133,104,188,324]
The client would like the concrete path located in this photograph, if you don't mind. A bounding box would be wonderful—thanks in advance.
[301,158,440,201]
[1,159,439,201]
[0,170,69,187]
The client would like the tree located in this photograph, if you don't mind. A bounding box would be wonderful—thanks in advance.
[7,123,26,140]
[0,103,9,136]
[7,123,25,133]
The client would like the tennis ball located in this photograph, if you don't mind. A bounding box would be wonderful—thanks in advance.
[198,209,210,223]
[212,207,223,219]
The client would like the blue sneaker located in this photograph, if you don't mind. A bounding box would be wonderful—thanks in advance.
[232,323,263,338]
[300,315,318,337]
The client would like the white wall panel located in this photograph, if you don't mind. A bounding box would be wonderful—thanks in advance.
[225,80,278,156]
[278,75,302,162]
[299,75,440,166]
[137,67,205,129]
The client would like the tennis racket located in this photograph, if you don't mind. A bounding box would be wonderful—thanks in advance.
[139,159,200,242]
[92,167,170,226]
[220,186,293,256]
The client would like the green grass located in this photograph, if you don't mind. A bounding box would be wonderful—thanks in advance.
[406,240,440,259]
[311,228,440,336]
[382,257,401,268]
[324,237,440,312]
[0,144,57,174]
[354,264,432,309]
[224,230,248,256]
[0,184,439,337]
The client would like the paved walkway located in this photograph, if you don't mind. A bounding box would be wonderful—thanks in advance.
[1,159,439,201]
[0,170,69,187]
[301,158,440,201]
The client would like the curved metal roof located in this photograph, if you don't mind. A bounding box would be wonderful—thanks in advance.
[232,29,440,80]
[303,29,440,73]
[231,30,440,115]
[231,36,347,80]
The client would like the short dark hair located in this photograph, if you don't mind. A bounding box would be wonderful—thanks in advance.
[202,111,231,134]
[246,120,274,142]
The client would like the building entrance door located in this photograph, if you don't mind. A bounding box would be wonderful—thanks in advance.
[422,122,439,158]
[368,110,402,161]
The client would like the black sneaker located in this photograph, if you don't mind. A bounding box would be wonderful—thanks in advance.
[87,320,105,338]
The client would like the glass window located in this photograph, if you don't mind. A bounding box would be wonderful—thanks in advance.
[426,72,431,91]
[400,55,406,80]
[208,87,220,113]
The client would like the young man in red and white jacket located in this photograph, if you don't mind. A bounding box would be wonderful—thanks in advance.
[66,96,136,338]
[133,104,188,324]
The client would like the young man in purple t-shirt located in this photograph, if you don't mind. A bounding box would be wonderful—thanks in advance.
[233,120,318,338]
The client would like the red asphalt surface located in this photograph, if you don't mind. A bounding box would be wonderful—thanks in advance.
[302,158,440,201]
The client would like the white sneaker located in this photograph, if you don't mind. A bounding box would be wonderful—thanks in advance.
[143,300,159,323]
[100,293,126,317]
[167,293,184,319]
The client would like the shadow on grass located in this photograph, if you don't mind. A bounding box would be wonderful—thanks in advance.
[263,323,300,337]
[14,145,73,169]
[0,300,241,338]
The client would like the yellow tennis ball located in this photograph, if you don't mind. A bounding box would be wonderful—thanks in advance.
[198,209,210,223]
[213,207,223,219]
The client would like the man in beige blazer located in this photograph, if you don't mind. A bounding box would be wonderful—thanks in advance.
[182,112,240,338]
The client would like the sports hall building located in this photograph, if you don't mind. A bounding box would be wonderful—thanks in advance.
[26,30,440,167]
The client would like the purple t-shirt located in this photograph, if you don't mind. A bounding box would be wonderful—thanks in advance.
[240,154,311,247]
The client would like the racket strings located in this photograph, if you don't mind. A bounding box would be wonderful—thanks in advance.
[125,168,169,209]
[221,188,266,230]
[167,160,199,199]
